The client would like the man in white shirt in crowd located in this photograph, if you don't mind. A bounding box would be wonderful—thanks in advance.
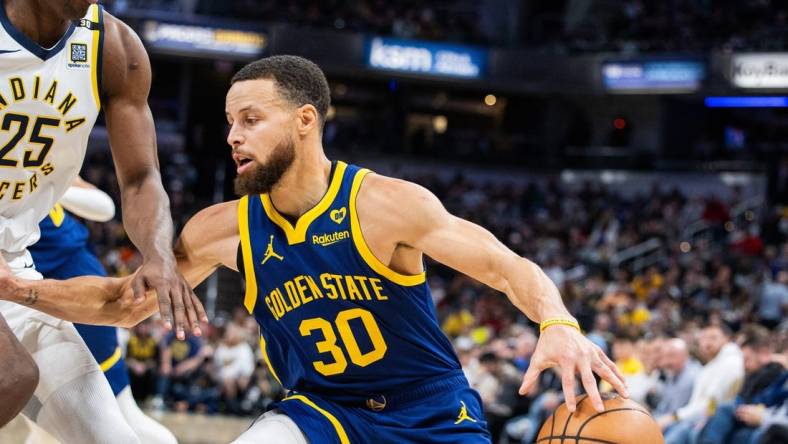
[214,324,256,413]
[658,324,744,444]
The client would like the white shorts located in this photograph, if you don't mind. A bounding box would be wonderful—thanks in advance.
[1,250,102,405]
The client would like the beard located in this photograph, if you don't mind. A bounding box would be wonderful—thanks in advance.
[233,136,296,196]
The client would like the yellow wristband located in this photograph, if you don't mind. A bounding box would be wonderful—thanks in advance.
[539,318,581,333]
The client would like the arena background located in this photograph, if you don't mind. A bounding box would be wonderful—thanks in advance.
[2,1,787,443]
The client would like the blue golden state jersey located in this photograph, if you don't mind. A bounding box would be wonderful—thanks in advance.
[29,203,93,275]
[238,161,461,401]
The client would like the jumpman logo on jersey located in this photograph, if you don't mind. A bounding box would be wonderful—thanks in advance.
[454,401,477,424]
[261,235,284,265]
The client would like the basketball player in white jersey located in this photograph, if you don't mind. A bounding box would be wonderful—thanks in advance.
[0,0,206,442]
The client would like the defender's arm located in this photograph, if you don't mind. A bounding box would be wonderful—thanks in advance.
[0,201,240,328]
[2,274,143,327]
[101,12,205,337]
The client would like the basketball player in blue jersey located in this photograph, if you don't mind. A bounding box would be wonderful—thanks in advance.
[2,55,629,443]
[27,178,177,444]
[0,0,205,442]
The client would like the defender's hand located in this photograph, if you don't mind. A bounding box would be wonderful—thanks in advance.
[519,325,628,413]
[131,258,207,339]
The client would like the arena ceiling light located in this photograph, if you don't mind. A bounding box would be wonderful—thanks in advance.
[367,37,487,80]
[730,53,788,89]
[704,96,788,107]
[142,20,267,60]
[602,59,706,93]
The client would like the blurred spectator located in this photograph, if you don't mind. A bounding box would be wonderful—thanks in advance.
[586,313,613,355]
[602,334,653,404]
[214,324,256,414]
[126,319,160,403]
[511,329,537,373]
[157,332,214,412]
[653,338,701,417]
[503,369,563,444]
[759,270,788,329]
[476,351,520,440]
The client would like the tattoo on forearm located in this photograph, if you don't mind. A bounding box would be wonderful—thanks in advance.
[24,288,38,305]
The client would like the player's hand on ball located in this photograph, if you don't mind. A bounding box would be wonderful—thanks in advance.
[131,257,207,339]
[519,324,629,413]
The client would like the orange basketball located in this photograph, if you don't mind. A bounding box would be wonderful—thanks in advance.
[536,394,664,444]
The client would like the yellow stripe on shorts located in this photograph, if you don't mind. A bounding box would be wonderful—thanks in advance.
[99,346,122,372]
[282,394,350,444]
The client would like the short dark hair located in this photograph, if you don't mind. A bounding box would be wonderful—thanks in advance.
[231,55,331,127]
[739,324,771,350]
[614,333,636,344]
[705,322,733,338]
[479,352,498,364]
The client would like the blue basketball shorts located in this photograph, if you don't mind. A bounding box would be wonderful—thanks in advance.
[271,370,491,444]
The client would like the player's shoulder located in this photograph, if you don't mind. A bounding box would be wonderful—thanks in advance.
[100,10,140,53]
[357,171,433,205]
[99,9,149,94]
[355,171,443,232]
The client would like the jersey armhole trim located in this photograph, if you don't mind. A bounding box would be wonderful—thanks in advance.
[259,334,282,386]
[238,196,258,313]
[89,4,103,110]
[349,169,426,287]
[93,4,104,110]
[281,394,350,444]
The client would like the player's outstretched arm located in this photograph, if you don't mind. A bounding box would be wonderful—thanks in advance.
[0,201,242,329]
[356,174,628,413]
[101,11,206,338]
[174,200,241,288]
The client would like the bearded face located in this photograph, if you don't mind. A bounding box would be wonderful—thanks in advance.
[233,135,296,196]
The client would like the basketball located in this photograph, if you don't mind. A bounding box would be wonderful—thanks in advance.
[536,394,664,444]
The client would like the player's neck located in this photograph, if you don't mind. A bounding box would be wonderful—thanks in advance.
[269,150,332,219]
[4,0,72,49]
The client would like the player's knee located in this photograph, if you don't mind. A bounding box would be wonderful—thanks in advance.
[15,347,39,389]
[3,345,38,390]
[18,353,40,400]
[0,350,38,426]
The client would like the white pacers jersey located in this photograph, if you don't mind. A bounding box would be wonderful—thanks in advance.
[0,4,103,253]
